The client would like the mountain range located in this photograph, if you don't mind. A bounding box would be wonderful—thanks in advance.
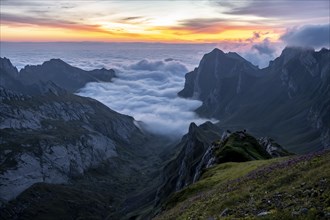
[0,47,329,219]
[179,47,330,153]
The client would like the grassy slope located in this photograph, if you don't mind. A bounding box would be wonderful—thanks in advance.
[155,150,330,220]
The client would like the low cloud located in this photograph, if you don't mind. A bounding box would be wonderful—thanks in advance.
[246,32,261,43]
[215,40,281,68]
[129,59,188,74]
[280,24,330,48]
[252,38,276,56]
[78,58,213,138]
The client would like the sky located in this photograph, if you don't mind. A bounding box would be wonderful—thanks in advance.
[0,0,329,45]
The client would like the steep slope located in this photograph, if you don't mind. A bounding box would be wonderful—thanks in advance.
[178,48,259,101]
[148,122,290,219]
[0,86,146,202]
[155,122,222,204]
[178,47,330,153]
[154,150,330,220]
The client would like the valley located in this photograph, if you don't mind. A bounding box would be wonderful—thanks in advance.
[0,46,329,219]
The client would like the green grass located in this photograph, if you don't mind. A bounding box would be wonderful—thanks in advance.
[214,132,272,164]
[164,159,279,210]
[155,151,330,220]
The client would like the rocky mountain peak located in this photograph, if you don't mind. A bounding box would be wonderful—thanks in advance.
[0,57,19,77]
[208,48,225,56]
[17,58,116,93]
[42,58,70,68]
[188,122,198,134]
[278,46,315,65]
[179,47,329,153]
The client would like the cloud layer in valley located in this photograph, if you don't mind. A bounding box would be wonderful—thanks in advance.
[78,58,215,138]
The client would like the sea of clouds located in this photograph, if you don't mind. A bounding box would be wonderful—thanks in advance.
[1,43,220,137]
[1,42,284,137]
[78,57,217,138]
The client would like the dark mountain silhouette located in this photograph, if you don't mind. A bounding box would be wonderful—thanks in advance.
[178,47,330,153]
[1,57,115,93]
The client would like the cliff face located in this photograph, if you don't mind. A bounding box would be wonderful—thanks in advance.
[154,122,222,211]
[153,121,290,217]
[178,47,330,153]
[0,86,145,202]
[178,48,258,101]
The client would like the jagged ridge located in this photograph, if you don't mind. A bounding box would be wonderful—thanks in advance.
[178,47,330,153]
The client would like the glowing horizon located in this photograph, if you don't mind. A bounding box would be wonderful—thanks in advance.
[0,0,329,45]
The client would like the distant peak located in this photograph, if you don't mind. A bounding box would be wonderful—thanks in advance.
[207,49,249,63]
[0,57,13,66]
[43,58,68,66]
[319,47,330,53]
[210,48,225,55]
[0,57,19,76]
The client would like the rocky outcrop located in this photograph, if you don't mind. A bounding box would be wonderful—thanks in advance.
[154,122,222,207]
[258,137,292,157]
[154,122,291,216]
[0,86,145,202]
[178,47,330,153]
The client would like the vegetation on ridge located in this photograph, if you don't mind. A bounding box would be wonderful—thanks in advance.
[213,131,272,163]
[155,150,330,220]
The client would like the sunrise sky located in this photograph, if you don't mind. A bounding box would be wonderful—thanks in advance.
[0,0,329,45]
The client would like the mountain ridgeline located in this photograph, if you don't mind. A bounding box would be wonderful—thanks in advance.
[179,47,330,153]
[0,57,115,94]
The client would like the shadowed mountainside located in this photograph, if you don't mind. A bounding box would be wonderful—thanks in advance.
[1,57,115,93]
[0,57,173,219]
[178,47,330,153]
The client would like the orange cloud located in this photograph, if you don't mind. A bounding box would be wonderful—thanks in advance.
[0,12,283,43]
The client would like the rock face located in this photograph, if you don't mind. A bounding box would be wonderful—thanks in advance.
[1,57,115,93]
[178,48,258,100]
[178,47,330,153]
[154,122,222,208]
[0,87,145,202]
[0,58,144,204]
[258,137,292,158]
